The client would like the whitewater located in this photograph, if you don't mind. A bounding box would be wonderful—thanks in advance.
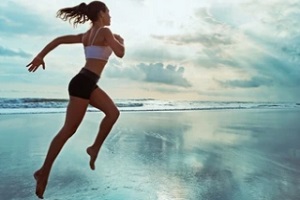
[0,98,299,115]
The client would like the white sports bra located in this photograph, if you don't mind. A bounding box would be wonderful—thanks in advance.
[84,28,112,61]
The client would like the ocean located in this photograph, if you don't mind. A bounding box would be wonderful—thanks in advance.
[0,98,300,199]
[0,98,299,115]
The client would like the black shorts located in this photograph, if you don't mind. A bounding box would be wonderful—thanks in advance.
[68,68,99,99]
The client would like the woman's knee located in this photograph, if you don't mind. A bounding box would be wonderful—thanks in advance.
[59,124,79,139]
[106,107,120,122]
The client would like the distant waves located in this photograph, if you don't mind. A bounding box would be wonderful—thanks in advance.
[0,98,299,115]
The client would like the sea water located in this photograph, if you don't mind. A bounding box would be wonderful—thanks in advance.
[0,98,299,114]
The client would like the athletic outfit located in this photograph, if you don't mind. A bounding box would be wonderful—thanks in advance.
[68,27,113,99]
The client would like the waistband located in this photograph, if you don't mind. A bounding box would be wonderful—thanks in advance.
[79,68,100,82]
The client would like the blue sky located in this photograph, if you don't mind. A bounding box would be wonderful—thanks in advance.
[0,0,299,101]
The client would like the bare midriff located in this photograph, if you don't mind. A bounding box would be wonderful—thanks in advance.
[83,58,108,77]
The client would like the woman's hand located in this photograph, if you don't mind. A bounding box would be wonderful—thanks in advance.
[26,57,45,72]
[113,34,124,44]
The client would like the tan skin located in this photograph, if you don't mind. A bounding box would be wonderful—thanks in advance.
[26,8,124,199]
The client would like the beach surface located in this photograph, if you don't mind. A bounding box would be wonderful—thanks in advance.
[0,109,300,200]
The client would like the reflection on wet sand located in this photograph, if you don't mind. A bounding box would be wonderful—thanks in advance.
[104,110,300,200]
[0,109,299,199]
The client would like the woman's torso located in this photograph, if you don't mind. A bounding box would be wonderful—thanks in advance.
[81,27,112,76]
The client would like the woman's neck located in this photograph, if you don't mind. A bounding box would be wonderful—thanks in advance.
[92,21,105,28]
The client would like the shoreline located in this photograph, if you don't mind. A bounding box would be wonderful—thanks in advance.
[1,106,300,116]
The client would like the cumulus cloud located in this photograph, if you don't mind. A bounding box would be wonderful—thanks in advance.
[0,45,31,58]
[105,60,191,88]
[139,63,191,87]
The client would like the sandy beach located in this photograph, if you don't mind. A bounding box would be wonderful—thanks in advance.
[0,109,300,200]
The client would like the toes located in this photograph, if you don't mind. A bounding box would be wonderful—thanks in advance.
[35,180,46,199]
[87,147,96,170]
[35,191,44,199]
[34,170,47,199]
[90,161,95,170]
[89,155,96,170]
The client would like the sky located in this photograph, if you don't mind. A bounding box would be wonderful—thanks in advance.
[0,0,299,101]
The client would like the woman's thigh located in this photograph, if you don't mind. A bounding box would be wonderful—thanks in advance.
[89,87,119,115]
[63,96,89,132]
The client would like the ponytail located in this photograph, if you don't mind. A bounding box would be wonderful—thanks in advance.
[56,3,89,27]
[56,1,107,27]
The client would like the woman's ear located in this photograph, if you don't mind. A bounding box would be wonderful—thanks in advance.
[99,10,104,18]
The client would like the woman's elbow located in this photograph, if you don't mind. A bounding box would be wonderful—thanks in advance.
[118,51,125,58]
[116,49,125,58]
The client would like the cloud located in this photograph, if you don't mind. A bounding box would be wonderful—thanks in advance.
[152,32,233,47]
[153,87,183,94]
[0,45,31,58]
[281,41,300,63]
[218,76,274,88]
[140,63,191,87]
[144,0,300,102]
[151,7,234,48]
[0,1,70,37]
[214,47,300,91]
[254,55,300,87]
[196,1,300,90]
[126,45,186,62]
[105,60,192,88]
[0,2,45,36]
[150,6,241,69]
[194,7,224,25]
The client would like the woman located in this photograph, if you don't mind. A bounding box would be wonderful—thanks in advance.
[26,1,125,199]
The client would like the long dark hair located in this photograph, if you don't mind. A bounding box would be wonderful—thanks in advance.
[56,1,107,27]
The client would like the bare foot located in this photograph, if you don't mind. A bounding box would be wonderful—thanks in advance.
[86,147,97,170]
[33,170,48,199]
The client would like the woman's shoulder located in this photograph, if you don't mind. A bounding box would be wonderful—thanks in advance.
[99,27,114,37]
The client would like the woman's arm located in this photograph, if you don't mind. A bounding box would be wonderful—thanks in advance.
[26,34,82,72]
[37,34,83,58]
[103,28,125,58]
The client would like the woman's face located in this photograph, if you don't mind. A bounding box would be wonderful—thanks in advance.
[100,8,111,26]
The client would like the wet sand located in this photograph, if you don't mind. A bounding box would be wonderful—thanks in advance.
[0,109,299,200]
